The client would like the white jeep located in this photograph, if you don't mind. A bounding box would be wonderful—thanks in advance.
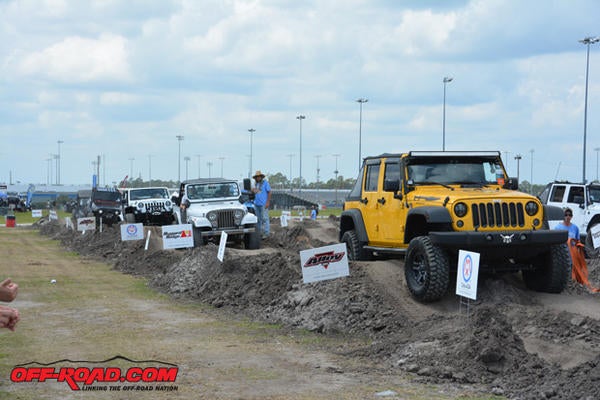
[539,181,600,256]
[172,178,260,249]
[121,187,175,226]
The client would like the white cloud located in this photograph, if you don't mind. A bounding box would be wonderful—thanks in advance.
[100,92,139,105]
[18,34,131,83]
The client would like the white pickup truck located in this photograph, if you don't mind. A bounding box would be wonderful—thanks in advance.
[539,181,600,256]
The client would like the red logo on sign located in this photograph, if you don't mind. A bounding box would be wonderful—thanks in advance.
[304,251,345,269]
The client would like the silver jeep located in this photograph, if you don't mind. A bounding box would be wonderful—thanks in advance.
[173,178,260,249]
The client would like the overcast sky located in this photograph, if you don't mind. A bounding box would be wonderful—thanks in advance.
[1,0,599,187]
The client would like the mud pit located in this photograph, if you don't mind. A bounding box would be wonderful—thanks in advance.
[40,217,600,400]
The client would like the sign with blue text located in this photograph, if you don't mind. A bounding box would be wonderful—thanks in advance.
[455,250,480,300]
[120,223,144,241]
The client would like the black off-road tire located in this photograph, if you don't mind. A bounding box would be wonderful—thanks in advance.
[404,236,450,302]
[584,226,600,259]
[244,230,261,250]
[523,243,571,293]
[341,229,372,261]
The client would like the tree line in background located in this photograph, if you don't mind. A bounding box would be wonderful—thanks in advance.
[122,174,547,196]
[29,179,550,210]
[123,172,358,190]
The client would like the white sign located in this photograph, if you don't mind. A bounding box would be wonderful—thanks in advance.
[162,224,194,249]
[49,210,58,220]
[300,243,349,284]
[591,223,600,250]
[217,231,228,262]
[280,211,291,227]
[120,223,144,241]
[77,217,96,231]
[455,250,480,300]
[31,209,42,218]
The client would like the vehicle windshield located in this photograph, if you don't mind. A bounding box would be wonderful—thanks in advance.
[589,186,600,203]
[186,182,239,200]
[407,158,505,185]
[92,190,121,202]
[130,188,169,201]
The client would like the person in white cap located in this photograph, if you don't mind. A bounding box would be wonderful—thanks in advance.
[252,170,271,239]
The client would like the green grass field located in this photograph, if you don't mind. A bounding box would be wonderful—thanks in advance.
[1,209,70,225]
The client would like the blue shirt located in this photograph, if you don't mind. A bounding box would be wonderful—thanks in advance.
[555,222,580,240]
[253,180,271,207]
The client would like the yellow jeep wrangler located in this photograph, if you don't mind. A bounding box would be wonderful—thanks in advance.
[340,151,570,302]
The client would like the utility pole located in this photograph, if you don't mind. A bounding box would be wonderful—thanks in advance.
[248,129,255,178]
[296,115,306,192]
[176,135,184,183]
[514,154,522,182]
[579,36,599,183]
[356,98,368,170]
[333,154,341,207]
[57,140,64,185]
[286,154,294,191]
[442,77,453,151]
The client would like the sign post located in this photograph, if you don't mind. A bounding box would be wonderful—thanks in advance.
[455,250,480,316]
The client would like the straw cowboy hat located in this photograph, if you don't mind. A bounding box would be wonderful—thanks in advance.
[252,170,265,179]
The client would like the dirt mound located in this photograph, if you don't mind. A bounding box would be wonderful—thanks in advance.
[39,219,600,399]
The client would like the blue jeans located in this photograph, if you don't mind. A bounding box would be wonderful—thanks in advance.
[254,205,270,236]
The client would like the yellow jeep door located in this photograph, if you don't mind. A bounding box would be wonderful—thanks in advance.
[362,159,382,243]
[378,158,407,246]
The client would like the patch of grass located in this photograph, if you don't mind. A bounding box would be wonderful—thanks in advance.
[1,210,69,225]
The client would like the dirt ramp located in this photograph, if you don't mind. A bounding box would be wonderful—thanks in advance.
[38,219,600,399]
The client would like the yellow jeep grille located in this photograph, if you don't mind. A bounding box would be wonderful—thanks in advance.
[471,202,525,228]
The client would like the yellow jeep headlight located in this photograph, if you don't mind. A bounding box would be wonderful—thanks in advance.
[525,201,539,216]
[454,202,468,218]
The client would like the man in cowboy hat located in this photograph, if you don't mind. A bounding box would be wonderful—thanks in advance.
[252,170,271,239]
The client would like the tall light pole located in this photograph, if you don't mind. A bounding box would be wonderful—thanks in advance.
[148,155,153,187]
[176,135,184,182]
[515,154,522,181]
[315,155,322,203]
[53,154,59,185]
[286,154,294,191]
[333,154,341,206]
[595,147,600,182]
[128,157,134,181]
[442,77,453,151]
[196,154,202,178]
[529,149,534,192]
[207,161,213,179]
[248,128,255,178]
[57,140,63,185]
[356,98,368,169]
[91,160,98,185]
[218,157,225,177]
[296,115,306,192]
[184,156,190,180]
[579,36,599,183]
[46,158,52,185]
